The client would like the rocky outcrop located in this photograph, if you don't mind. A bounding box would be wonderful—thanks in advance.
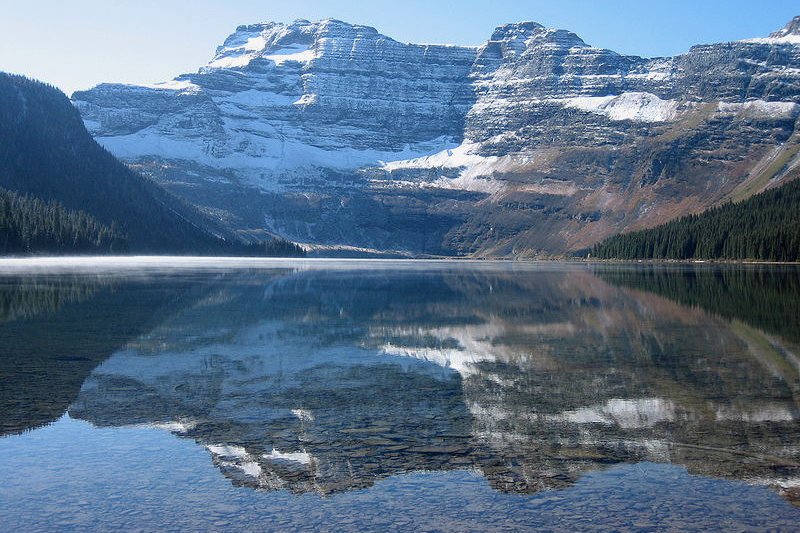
[73,17,800,256]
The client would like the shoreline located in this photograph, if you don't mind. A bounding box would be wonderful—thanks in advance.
[0,255,797,270]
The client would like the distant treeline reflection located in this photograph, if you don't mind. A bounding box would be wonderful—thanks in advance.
[0,278,103,323]
[597,265,800,345]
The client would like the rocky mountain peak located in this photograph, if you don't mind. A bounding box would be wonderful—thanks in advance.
[475,21,590,69]
[206,19,392,71]
[488,21,588,52]
[489,21,546,42]
[208,20,317,70]
[771,15,800,38]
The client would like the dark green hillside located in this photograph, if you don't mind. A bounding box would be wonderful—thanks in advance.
[0,187,127,254]
[592,179,800,261]
[0,73,303,256]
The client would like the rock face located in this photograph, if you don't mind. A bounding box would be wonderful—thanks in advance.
[73,17,800,256]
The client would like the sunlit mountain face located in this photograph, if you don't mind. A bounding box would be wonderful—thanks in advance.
[4,263,789,504]
[72,18,800,256]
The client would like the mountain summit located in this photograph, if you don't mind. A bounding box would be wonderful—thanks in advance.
[73,17,800,257]
[770,15,800,40]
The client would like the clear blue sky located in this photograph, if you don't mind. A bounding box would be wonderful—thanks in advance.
[1,0,798,95]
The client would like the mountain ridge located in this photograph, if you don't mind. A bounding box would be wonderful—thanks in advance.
[73,16,800,257]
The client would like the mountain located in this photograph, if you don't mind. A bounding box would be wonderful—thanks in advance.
[0,73,303,255]
[73,17,800,257]
[592,178,800,261]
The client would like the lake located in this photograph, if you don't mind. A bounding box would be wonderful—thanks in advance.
[1,259,799,532]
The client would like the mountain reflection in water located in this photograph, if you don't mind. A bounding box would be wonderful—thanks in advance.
[2,262,800,507]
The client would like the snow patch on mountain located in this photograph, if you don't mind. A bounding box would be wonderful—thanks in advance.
[206,27,271,69]
[380,139,554,192]
[382,142,493,171]
[743,35,800,45]
[141,79,201,92]
[715,404,796,422]
[429,174,506,194]
[562,92,680,122]
[208,54,255,70]
[263,44,316,65]
[205,21,318,70]
[742,16,800,46]
[94,129,456,184]
[223,89,297,107]
[717,99,800,119]
[380,141,526,191]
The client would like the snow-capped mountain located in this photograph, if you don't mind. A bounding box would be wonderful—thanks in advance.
[73,17,800,256]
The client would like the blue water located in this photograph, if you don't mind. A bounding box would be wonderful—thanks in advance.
[0,416,796,532]
[0,260,799,531]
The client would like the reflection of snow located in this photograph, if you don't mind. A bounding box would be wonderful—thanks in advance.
[207,444,263,478]
[291,409,315,422]
[380,345,489,376]
[264,449,312,465]
[144,420,197,433]
[377,321,575,377]
[552,398,676,429]
[378,323,510,376]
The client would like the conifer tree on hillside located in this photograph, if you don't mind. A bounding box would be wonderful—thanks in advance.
[0,188,127,254]
[593,179,800,261]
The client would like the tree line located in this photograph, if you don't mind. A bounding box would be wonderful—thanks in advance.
[592,178,800,261]
[0,187,127,254]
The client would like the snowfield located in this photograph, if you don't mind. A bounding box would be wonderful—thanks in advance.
[561,92,680,123]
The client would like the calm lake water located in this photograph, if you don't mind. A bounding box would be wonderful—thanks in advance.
[1,259,799,532]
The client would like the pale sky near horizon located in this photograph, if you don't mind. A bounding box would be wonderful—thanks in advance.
[0,0,798,95]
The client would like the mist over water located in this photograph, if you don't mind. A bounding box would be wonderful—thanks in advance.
[1,260,799,531]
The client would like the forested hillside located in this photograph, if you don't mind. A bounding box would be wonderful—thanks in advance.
[0,73,303,256]
[592,179,800,261]
[0,187,127,254]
